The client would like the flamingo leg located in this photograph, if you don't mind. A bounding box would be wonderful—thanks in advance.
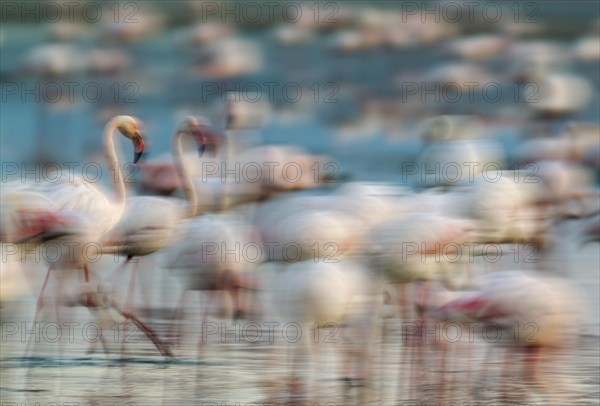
[25,265,54,357]
[89,308,110,357]
[167,289,188,348]
[399,284,410,323]
[410,280,435,401]
[137,255,155,320]
[377,306,388,404]
[289,335,305,399]
[437,324,450,400]
[472,341,494,398]
[83,263,90,283]
[523,345,548,401]
[499,346,514,401]
[305,324,317,401]
[229,287,244,320]
[264,322,284,397]
[54,272,67,360]
[196,291,213,360]
[339,325,354,399]
[396,283,411,402]
[82,263,95,308]
[112,302,173,359]
[36,266,53,312]
[408,321,419,401]
[244,272,262,320]
[464,332,474,398]
[125,257,140,314]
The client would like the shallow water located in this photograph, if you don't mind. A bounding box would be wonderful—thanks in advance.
[1,222,599,405]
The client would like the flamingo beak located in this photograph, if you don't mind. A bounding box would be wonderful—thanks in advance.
[193,126,218,157]
[133,137,145,164]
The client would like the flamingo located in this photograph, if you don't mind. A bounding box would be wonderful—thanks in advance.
[0,185,173,358]
[532,74,592,119]
[581,214,600,245]
[164,214,257,346]
[194,38,263,79]
[251,182,412,262]
[161,115,261,347]
[14,115,178,359]
[444,34,510,61]
[365,210,479,401]
[138,144,333,212]
[0,189,87,307]
[99,116,222,316]
[138,96,333,212]
[516,123,599,220]
[23,116,143,307]
[508,41,570,85]
[267,258,379,402]
[437,270,585,403]
[416,115,505,190]
[255,189,403,399]
[573,34,600,62]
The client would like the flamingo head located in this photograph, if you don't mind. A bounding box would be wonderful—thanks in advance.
[114,115,146,163]
[178,116,220,157]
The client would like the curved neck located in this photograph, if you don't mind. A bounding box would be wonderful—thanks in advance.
[103,120,127,206]
[220,103,234,212]
[173,131,198,217]
[220,129,232,212]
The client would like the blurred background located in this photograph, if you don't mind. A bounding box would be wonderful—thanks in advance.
[1,0,598,183]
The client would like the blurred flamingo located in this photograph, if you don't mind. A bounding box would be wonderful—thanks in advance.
[437,270,585,403]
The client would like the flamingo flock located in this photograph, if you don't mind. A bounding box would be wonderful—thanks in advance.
[1,103,597,404]
[4,1,600,403]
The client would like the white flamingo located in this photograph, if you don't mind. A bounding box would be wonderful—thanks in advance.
[267,258,379,401]
[365,210,478,401]
[417,115,505,189]
[15,116,176,358]
[0,189,87,307]
[99,116,223,316]
[252,182,412,261]
[1,116,142,311]
[162,117,261,349]
[22,116,143,306]
[255,188,400,399]
[437,270,585,403]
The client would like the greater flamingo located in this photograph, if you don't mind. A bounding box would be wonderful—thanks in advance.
[162,116,260,350]
[437,270,585,403]
[267,258,379,402]
[99,116,222,318]
[366,210,478,401]
[16,115,175,359]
